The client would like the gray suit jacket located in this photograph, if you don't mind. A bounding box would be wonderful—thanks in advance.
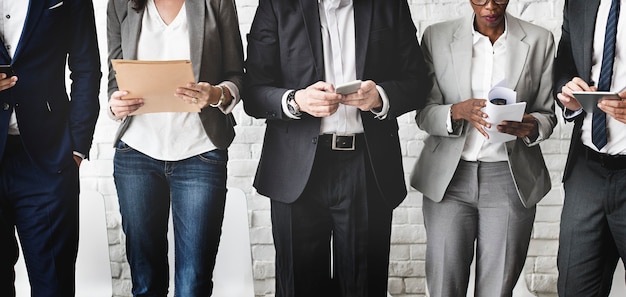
[107,0,244,149]
[410,13,556,208]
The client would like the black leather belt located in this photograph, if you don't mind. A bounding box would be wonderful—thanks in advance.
[585,146,626,170]
[318,133,365,151]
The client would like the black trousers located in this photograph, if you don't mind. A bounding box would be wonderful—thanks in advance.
[271,144,393,297]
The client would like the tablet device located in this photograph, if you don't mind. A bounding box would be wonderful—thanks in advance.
[335,80,362,95]
[572,91,621,113]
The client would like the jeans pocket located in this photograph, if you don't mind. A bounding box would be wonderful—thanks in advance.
[196,149,228,165]
[115,140,134,153]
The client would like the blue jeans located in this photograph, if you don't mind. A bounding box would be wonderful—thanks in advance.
[113,141,227,297]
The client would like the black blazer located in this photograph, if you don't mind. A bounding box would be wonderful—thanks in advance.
[244,0,429,208]
[553,0,600,181]
[0,0,101,173]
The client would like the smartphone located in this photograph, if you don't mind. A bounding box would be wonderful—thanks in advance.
[572,91,621,113]
[335,80,362,95]
[0,65,15,78]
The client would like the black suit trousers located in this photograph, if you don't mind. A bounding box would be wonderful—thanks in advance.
[270,145,393,297]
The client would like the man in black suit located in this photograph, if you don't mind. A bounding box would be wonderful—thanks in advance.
[554,0,626,295]
[244,0,429,296]
[0,1,100,296]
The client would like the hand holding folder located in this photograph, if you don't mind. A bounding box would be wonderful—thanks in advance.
[111,59,201,115]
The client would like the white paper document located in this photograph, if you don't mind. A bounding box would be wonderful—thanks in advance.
[482,83,526,143]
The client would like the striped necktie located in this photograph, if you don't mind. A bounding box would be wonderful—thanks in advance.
[592,0,621,150]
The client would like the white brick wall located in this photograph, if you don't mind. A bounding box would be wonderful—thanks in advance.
[86,0,568,296]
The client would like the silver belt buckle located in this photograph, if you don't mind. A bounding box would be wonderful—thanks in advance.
[332,134,356,151]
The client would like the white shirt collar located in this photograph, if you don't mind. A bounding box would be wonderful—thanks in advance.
[471,14,509,45]
[318,0,352,10]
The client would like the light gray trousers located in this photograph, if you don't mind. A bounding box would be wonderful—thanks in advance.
[423,160,536,297]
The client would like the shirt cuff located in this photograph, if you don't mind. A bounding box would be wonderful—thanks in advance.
[446,105,463,134]
[522,116,544,147]
[371,85,389,120]
[563,107,583,119]
[523,133,544,146]
[217,81,240,114]
[73,151,86,160]
[282,90,300,119]
[446,106,454,133]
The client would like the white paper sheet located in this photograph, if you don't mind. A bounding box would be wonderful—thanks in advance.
[482,83,526,143]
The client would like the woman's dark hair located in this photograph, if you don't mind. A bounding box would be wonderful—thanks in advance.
[130,0,147,11]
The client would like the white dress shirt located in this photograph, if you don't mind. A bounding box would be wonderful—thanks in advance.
[1,1,28,135]
[460,18,509,162]
[282,0,389,134]
[121,0,216,161]
[579,0,626,154]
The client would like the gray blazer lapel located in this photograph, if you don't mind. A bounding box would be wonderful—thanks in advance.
[505,15,529,94]
[187,0,205,81]
[123,2,143,60]
[451,16,473,103]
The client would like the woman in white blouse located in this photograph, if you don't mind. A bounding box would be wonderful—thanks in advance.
[107,0,244,295]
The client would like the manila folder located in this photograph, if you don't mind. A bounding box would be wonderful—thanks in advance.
[111,59,200,115]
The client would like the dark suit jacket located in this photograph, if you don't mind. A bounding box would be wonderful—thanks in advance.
[0,0,101,173]
[553,0,600,181]
[107,0,244,150]
[244,0,429,208]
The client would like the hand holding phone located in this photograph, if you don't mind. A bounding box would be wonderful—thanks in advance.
[335,80,362,95]
[0,65,15,78]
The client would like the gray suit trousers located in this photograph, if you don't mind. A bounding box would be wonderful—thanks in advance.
[558,148,626,296]
[423,161,536,297]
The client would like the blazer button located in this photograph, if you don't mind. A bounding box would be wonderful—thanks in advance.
[2,103,9,111]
